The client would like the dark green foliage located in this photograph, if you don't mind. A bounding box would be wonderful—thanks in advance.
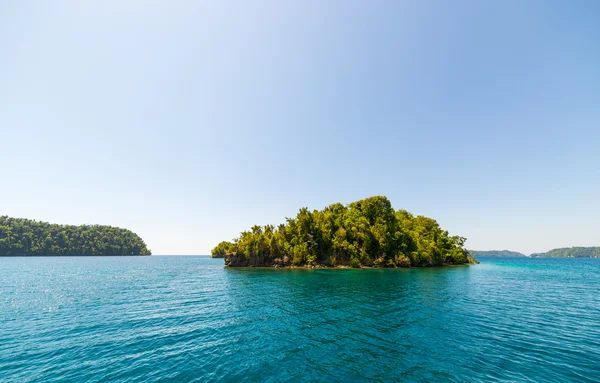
[0,216,151,256]
[211,241,234,258]
[531,247,600,258]
[214,196,472,267]
[470,250,526,257]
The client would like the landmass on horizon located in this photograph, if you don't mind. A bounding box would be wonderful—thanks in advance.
[531,247,600,258]
[0,216,150,256]
[1,215,596,260]
[469,250,527,257]
[470,247,600,258]
[212,196,476,268]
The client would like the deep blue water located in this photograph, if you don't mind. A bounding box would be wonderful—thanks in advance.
[1,256,600,382]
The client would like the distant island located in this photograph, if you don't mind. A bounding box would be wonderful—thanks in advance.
[212,196,476,268]
[0,216,151,256]
[469,250,526,257]
[531,247,600,258]
[468,247,600,258]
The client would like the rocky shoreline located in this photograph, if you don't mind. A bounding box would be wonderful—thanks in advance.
[224,254,478,268]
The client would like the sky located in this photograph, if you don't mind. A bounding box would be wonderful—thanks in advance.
[1,0,599,255]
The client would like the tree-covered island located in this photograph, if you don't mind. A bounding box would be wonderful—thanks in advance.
[212,196,476,268]
[0,216,151,256]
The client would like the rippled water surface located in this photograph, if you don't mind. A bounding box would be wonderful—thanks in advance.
[2,256,600,382]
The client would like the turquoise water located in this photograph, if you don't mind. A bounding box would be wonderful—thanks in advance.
[1,257,599,382]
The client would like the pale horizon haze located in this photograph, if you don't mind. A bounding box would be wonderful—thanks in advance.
[1,1,599,255]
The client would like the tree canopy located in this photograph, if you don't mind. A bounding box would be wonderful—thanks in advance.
[213,196,474,267]
[0,216,151,256]
[211,241,234,258]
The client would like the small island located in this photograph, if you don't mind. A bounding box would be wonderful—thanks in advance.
[0,216,151,256]
[212,196,476,268]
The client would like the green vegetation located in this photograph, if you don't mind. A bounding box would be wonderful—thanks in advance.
[211,241,234,258]
[470,250,526,257]
[0,216,151,256]
[213,196,475,268]
[531,247,600,258]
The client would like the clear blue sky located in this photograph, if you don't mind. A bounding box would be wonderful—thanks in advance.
[1,1,599,255]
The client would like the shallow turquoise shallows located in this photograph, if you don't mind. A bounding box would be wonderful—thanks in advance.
[2,257,600,382]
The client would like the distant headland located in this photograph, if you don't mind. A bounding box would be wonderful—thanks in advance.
[470,247,600,258]
[212,196,476,268]
[0,216,151,256]
[469,250,527,257]
[531,247,600,258]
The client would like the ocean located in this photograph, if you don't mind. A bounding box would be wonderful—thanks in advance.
[1,256,599,382]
